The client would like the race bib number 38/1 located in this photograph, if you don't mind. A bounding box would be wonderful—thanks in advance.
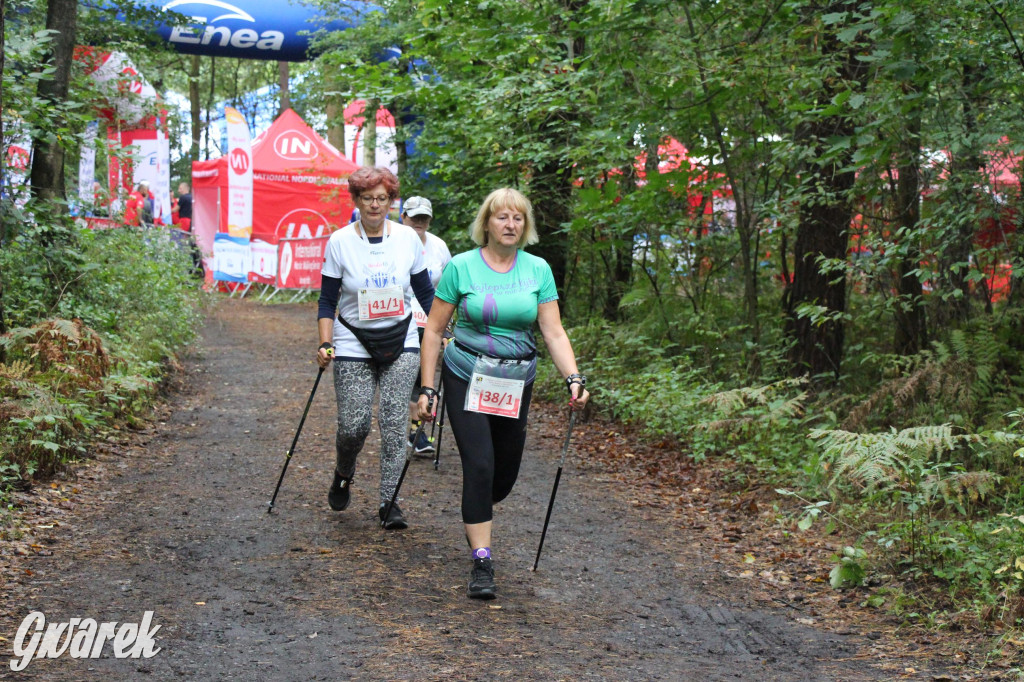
[466,373,525,418]
[358,285,405,320]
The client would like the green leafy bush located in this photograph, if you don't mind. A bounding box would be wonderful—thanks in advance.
[1,225,204,496]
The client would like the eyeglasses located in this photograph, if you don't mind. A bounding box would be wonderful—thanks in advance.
[360,195,391,206]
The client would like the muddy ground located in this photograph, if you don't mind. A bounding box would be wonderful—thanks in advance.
[0,299,995,680]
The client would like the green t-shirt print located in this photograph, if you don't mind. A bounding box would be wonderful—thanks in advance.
[435,248,559,382]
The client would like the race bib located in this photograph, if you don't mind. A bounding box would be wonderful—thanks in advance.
[464,354,530,419]
[358,285,405,320]
[466,373,525,418]
[410,296,428,328]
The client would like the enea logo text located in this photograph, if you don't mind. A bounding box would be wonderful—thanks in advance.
[163,0,284,53]
[276,208,331,239]
[229,148,250,174]
[273,130,319,161]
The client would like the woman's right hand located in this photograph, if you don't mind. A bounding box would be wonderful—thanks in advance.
[317,343,334,368]
[416,394,436,422]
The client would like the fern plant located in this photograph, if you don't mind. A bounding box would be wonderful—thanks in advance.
[809,424,962,494]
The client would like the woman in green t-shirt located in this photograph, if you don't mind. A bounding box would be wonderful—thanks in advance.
[416,187,590,600]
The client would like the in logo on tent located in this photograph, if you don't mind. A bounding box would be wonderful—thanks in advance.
[273,130,319,161]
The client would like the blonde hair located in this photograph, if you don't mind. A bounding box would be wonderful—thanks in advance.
[470,188,539,248]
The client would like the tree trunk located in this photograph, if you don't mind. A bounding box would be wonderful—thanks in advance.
[530,161,573,299]
[783,1,865,379]
[529,0,586,306]
[1,0,7,344]
[205,57,216,160]
[893,107,927,355]
[681,2,760,376]
[363,99,378,167]
[604,163,637,321]
[937,62,986,326]
[278,61,290,115]
[326,96,344,152]
[189,56,201,163]
[28,0,78,203]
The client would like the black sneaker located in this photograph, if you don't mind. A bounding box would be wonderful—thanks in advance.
[412,429,435,456]
[468,558,497,600]
[378,502,408,530]
[327,471,351,511]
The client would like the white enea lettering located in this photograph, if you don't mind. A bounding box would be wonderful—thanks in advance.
[230,28,258,48]
[10,611,161,672]
[204,25,232,47]
[168,26,284,52]
[256,32,285,51]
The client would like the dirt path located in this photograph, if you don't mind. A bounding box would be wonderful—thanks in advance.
[1,300,953,680]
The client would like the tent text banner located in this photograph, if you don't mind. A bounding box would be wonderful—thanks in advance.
[276,236,328,290]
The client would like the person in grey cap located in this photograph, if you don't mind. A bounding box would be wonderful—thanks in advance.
[402,196,452,454]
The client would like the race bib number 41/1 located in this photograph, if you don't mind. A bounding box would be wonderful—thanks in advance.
[466,373,525,418]
[358,285,405,320]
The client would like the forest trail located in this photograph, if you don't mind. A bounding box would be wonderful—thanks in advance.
[0,299,950,680]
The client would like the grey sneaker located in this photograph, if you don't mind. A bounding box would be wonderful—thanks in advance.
[468,558,497,600]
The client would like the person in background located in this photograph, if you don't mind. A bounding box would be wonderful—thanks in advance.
[90,181,109,217]
[416,187,590,599]
[176,182,193,232]
[316,167,436,530]
[402,196,452,456]
[123,182,146,227]
[140,182,155,226]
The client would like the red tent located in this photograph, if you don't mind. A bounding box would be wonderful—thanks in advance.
[192,109,359,282]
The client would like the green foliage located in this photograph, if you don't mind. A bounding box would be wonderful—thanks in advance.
[806,410,1024,612]
[830,546,868,589]
[1,225,204,497]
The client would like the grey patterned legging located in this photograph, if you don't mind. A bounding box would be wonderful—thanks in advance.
[332,353,419,504]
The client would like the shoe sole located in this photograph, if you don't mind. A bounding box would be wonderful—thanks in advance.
[468,587,497,600]
[381,519,408,530]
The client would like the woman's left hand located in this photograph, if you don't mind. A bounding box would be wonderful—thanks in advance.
[569,384,589,411]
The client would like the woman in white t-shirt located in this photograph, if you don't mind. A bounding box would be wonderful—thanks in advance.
[316,167,436,530]
[401,195,452,455]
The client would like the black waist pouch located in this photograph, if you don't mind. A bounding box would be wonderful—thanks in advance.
[338,315,412,364]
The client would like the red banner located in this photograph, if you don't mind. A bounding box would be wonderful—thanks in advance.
[276,236,328,290]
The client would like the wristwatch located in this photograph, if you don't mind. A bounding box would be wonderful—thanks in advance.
[565,373,586,394]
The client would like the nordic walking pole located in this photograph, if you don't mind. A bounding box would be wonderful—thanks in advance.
[432,364,447,470]
[382,421,423,527]
[268,360,328,513]
[532,407,577,571]
[432,390,446,471]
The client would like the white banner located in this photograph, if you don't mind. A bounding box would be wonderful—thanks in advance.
[78,121,98,209]
[156,128,171,221]
[225,106,253,238]
[213,233,251,282]
[249,239,278,283]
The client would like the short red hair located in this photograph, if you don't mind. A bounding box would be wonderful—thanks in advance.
[348,166,400,201]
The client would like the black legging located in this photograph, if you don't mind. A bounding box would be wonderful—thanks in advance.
[442,366,534,525]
